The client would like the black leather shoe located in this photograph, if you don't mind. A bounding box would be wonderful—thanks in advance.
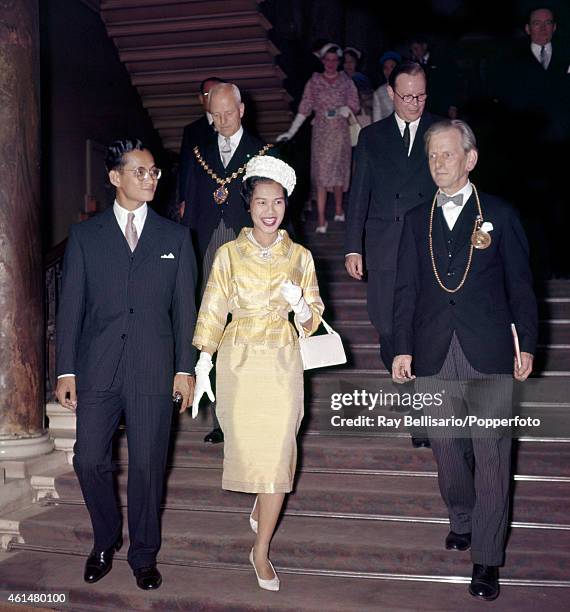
[204,427,224,444]
[134,565,162,590]
[469,564,499,601]
[84,536,122,584]
[445,530,471,551]
[411,436,431,448]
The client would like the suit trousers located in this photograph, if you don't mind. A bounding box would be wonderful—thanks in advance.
[366,269,396,370]
[416,333,513,566]
[73,353,174,570]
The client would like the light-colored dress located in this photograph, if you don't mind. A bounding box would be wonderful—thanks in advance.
[192,229,324,493]
[299,72,359,192]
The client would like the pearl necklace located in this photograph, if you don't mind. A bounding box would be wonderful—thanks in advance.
[247,230,282,259]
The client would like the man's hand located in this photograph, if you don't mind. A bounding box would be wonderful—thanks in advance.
[392,354,415,384]
[56,377,77,411]
[345,254,364,280]
[173,373,195,413]
[514,352,533,382]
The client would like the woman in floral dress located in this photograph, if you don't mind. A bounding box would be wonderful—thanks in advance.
[277,43,359,233]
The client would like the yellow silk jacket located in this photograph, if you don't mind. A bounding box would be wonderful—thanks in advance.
[193,229,324,353]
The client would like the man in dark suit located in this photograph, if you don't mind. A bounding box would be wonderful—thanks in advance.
[181,82,274,444]
[409,35,459,118]
[392,120,538,601]
[345,61,437,447]
[56,139,197,590]
[178,76,224,212]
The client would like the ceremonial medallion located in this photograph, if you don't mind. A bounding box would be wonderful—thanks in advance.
[471,229,491,249]
[213,186,229,205]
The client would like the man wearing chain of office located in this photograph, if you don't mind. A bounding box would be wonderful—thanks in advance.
[181,82,276,444]
[391,119,538,601]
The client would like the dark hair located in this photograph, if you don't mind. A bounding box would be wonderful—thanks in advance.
[527,6,555,24]
[240,177,288,211]
[388,60,426,90]
[200,76,225,94]
[105,138,147,172]
[409,34,429,46]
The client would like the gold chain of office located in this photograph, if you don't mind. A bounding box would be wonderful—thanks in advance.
[428,183,488,294]
[193,144,273,205]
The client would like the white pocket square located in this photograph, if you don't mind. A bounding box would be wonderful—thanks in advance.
[480,222,493,232]
[161,252,175,259]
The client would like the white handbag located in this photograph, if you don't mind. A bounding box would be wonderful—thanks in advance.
[298,318,347,370]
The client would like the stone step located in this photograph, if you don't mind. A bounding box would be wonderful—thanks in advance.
[333,320,570,345]
[17,506,570,582]
[114,430,570,479]
[2,550,567,612]
[342,344,570,373]
[52,467,570,527]
[324,297,570,323]
[307,372,570,405]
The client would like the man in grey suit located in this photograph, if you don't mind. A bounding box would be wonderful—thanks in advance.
[345,61,438,447]
[392,120,537,601]
[56,138,197,590]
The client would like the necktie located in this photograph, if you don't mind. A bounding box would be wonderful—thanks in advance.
[125,212,138,252]
[402,121,410,155]
[540,45,547,69]
[436,192,463,207]
[221,137,232,167]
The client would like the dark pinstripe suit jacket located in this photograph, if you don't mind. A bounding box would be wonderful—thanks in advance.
[393,192,538,375]
[56,207,197,394]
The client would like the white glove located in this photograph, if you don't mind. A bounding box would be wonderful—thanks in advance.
[276,113,306,142]
[337,105,351,118]
[192,352,215,419]
[281,280,312,323]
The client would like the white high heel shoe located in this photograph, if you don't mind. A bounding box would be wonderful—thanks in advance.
[249,496,258,534]
[334,213,345,222]
[315,222,328,234]
[249,548,280,591]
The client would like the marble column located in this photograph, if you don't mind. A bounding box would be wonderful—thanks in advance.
[0,0,53,459]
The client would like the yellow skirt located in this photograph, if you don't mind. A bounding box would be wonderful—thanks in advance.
[216,339,304,493]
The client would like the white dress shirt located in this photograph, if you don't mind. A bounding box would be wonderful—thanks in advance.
[113,200,148,237]
[531,42,552,69]
[394,113,421,156]
[440,181,473,230]
[217,125,243,166]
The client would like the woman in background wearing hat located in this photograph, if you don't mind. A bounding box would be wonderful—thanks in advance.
[343,46,374,131]
[191,156,324,592]
[373,51,401,122]
[277,43,359,233]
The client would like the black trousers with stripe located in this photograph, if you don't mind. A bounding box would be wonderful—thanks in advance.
[73,354,173,570]
[416,333,513,566]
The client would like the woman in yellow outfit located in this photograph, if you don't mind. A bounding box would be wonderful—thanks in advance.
[191,156,324,591]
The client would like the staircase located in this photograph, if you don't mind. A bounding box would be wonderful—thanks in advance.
[98,0,293,151]
[1,221,569,610]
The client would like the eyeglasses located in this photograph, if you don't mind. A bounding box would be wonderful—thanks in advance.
[394,90,428,105]
[124,167,162,181]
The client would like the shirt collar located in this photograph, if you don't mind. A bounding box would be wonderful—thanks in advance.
[394,113,421,131]
[113,200,148,224]
[218,125,243,149]
[531,41,552,53]
[440,180,473,203]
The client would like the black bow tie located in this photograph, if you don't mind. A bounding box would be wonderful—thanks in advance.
[436,192,463,207]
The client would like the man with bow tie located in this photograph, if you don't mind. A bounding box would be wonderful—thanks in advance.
[56,138,197,590]
[392,120,538,601]
[181,82,276,444]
